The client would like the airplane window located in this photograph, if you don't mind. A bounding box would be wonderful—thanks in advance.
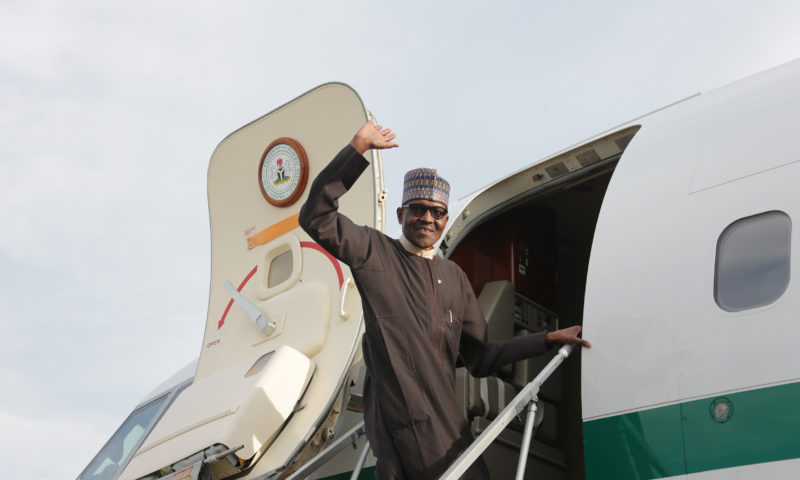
[715,211,791,311]
[77,395,168,480]
[268,250,293,288]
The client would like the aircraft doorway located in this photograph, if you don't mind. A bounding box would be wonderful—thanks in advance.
[443,127,634,480]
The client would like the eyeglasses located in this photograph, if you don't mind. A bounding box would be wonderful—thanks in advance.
[402,203,448,220]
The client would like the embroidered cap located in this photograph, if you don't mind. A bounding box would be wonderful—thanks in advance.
[402,168,450,206]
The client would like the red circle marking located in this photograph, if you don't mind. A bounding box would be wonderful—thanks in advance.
[217,242,343,330]
[300,241,344,288]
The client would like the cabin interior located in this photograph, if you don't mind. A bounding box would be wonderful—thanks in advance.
[447,163,617,480]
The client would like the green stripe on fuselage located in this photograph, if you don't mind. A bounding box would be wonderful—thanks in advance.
[584,381,800,479]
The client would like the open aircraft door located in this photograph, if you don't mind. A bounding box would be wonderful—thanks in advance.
[121,83,382,480]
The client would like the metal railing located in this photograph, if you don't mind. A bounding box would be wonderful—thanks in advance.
[438,344,574,480]
[283,344,573,480]
[283,421,367,480]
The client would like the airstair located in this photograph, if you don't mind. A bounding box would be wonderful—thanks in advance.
[275,344,575,480]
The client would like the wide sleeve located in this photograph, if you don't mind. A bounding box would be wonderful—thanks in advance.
[457,270,548,378]
[298,144,372,269]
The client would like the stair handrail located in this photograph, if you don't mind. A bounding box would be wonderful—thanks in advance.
[438,344,575,480]
[258,420,366,480]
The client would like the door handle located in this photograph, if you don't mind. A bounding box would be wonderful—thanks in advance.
[340,278,355,319]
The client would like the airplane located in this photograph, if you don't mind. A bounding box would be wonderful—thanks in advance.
[77,57,800,480]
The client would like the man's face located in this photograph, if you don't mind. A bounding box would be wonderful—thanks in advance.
[396,199,449,249]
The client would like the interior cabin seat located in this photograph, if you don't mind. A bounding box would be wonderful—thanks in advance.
[457,281,560,444]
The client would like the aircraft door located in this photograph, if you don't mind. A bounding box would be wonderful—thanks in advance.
[196,83,378,467]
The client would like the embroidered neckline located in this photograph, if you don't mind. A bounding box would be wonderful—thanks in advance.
[399,234,436,259]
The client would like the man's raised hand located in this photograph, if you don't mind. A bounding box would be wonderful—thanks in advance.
[350,121,399,154]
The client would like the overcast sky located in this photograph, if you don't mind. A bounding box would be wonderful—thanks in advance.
[2,1,800,478]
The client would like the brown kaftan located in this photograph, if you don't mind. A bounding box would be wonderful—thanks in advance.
[299,145,547,480]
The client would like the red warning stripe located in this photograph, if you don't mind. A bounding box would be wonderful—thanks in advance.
[300,241,344,288]
[216,242,343,330]
[218,266,258,329]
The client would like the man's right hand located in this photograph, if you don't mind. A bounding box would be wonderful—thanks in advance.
[350,121,399,154]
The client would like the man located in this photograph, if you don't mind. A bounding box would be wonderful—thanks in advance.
[299,121,590,479]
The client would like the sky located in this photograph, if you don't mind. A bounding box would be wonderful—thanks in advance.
[2,1,800,478]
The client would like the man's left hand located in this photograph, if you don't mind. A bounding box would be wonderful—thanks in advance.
[545,325,591,348]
